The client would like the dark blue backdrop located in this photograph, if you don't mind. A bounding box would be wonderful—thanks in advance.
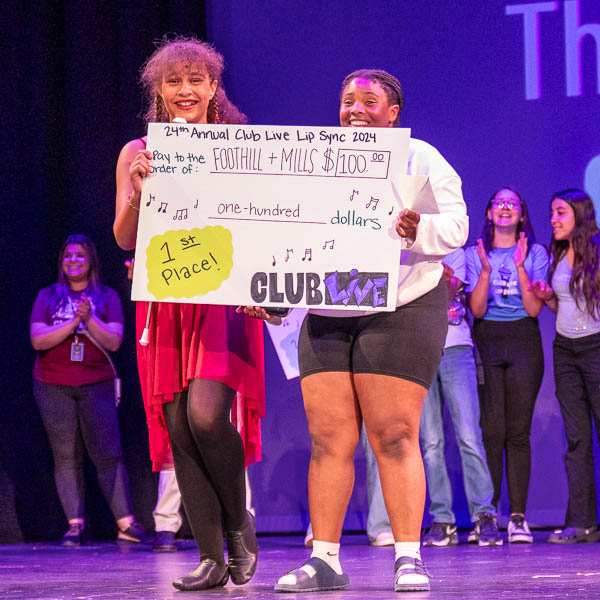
[205,0,600,531]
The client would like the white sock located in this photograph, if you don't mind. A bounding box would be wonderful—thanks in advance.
[394,541,421,562]
[394,542,427,586]
[311,540,343,574]
[276,540,342,586]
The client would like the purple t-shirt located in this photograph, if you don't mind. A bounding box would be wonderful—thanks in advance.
[31,285,123,386]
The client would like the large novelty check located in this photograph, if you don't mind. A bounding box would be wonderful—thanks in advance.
[131,123,413,312]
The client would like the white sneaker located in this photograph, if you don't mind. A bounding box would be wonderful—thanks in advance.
[371,531,394,546]
[508,515,533,544]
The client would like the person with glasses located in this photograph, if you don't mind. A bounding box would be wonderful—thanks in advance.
[465,187,548,543]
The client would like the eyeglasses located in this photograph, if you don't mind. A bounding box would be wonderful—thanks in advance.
[491,200,519,210]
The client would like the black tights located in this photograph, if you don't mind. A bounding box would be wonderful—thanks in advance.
[162,378,246,565]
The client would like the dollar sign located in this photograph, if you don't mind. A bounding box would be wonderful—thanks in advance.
[322,148,335,173]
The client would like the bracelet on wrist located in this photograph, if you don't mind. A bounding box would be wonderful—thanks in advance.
[127,193,140,211]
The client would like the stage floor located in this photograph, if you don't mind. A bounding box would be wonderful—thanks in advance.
[2,532,599,599]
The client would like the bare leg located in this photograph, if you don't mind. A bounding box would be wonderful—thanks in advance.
[356,374,427,542]
[303,372,361,543]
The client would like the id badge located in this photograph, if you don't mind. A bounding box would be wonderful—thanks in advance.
[71,342,84,362]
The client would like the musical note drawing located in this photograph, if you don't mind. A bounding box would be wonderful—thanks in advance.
[366,197,379,210]
[350,189,359,202]
[272,256,276,267]
[194,199,198,209]
[322,240,335,250]
[302,248,312,262]
[388,206,395,215]
[173,208,188,220]
[158,202,168,213]
[146,194,155,207]
[284,249,294,262]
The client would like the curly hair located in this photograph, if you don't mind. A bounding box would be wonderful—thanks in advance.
[340,69,404,126]
[479,186,536,256]
[140,35,247,125]
[549,188,600,319]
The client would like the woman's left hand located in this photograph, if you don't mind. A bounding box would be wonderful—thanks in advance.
[395,209,420,241]
[76,295,92,323]
[514,231,528,268]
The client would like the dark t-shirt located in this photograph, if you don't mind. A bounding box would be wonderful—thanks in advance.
[31,285,123,386]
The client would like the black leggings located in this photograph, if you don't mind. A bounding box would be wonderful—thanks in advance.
[162,378,246,565]
[473,317,544,514]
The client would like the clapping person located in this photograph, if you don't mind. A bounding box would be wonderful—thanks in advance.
[465,188,548,543]
[30,235,151,546]
[530,189,600,544]
[420,248,500,547]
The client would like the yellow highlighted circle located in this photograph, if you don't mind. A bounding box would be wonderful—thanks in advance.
[146,226,233,300]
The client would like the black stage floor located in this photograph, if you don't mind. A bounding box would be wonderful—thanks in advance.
[2,533,599,599]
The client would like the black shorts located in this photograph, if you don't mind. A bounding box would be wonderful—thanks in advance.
[298,279,448,389]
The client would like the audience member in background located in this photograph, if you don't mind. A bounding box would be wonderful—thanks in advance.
[30,235,152,547]
[420,248,500,547]
[466,188,548,543]
[530,189,600,544]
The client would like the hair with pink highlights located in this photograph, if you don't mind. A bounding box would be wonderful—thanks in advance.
[140,35,247,125]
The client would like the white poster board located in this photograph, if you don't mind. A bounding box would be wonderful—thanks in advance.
[132,124,410,312]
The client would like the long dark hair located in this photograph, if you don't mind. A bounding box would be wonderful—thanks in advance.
[479,186,536,255]
[340,69,404,127]
[549,188,600,318]
[49,234,102,311]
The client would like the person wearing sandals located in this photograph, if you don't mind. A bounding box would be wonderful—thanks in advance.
[30,235,152,547]
[465,188,548,544]
[420,248,501,547]
[114,37,264,590]
[243,69,467,593]
[530,189,600,544]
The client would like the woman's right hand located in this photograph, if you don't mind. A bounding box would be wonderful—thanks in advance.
[476,238,492,275]
[529,280,555,303]
[129,150,152,194]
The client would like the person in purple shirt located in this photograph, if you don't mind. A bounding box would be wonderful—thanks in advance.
[30,234,151,547]
[465,187,548,543]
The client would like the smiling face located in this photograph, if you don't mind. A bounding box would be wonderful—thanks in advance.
[159,64,218,124]
[550,198,575,242]
[339,78,399,128]
[487,188,523,229]
[62,244,90,285]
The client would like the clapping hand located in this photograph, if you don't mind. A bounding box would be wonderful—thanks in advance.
[476,238,492,274]
[514,232,528,268]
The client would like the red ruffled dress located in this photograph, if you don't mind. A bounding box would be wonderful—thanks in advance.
[136,301,265,471]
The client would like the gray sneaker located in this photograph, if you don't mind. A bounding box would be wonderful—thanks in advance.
[548,527,599,544]
[422,522,458,547]
[508,515,533,544]
[473,513,503,546]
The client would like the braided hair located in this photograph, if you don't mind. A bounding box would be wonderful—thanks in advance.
[340,69,404,126]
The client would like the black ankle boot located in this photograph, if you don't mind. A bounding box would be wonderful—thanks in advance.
[226,511,258,585]
[172,559,229,591]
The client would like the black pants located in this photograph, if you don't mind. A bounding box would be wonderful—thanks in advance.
[162,378,246,565]
[473,317,544,514]
[554,332,600,528]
